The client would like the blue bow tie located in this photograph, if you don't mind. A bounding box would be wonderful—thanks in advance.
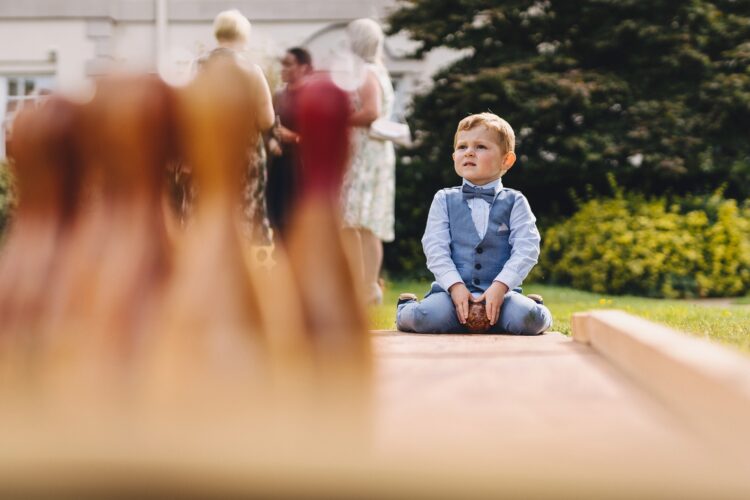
[462,184,496,203]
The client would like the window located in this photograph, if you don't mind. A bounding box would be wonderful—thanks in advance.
[4,75,55,114]
[1,75,56,158]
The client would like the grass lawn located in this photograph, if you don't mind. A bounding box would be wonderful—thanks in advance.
[371,281,750,353]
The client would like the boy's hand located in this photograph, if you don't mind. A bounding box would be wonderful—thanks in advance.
[448,282,471,324]
[474,281,509,325]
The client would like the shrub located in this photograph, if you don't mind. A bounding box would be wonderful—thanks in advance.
[535,191,750,298]
[0,161,15,237]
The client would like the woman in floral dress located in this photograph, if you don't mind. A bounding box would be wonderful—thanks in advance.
[168,10,274,245]
[341,18,396,305]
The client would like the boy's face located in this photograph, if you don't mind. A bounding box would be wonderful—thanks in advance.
[453,126,516,186]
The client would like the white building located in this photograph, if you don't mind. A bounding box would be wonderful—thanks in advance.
[0,0,459,157]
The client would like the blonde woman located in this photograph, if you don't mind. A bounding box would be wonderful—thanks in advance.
[211,9,275,244]
[341,18,396,305]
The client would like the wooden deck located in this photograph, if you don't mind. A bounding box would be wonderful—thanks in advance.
[0,325,748,498]
[366,328,750,498]
[374,330,688,445]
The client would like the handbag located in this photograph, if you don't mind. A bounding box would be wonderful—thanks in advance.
[369,118,412,147]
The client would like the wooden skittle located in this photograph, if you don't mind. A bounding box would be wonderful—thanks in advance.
[28,77,176,404]
[0,97,84,387]
[242,240,314,401]
[286,75,372,393]
[80,75,175,358]
[38,84,113,357]
[147,54,272,405]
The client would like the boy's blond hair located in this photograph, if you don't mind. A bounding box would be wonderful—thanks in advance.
[454,113,515,153]
[213,9,251,44]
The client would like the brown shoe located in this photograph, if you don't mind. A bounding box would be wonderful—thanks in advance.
[527,293,544,305]
[397,292,418,306]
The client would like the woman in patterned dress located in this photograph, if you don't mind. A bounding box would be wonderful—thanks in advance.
[340,18,397,305]
[168,10,274,244]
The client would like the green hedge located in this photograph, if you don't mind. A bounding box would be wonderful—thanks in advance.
[534,190,750,298]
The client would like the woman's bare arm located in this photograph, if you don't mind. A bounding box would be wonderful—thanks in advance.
[349,69,382,127]
[250,64,275,132]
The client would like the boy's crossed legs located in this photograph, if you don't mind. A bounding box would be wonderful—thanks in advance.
[396,285,552,335]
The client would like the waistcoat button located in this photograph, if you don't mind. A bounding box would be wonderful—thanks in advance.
[472,278,480,285]
[476,247,483,254]
[475,263,482,270]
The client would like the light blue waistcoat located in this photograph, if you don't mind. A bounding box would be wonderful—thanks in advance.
[444,185,518,294]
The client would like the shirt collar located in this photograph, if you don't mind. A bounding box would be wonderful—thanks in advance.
[463,178,503,194]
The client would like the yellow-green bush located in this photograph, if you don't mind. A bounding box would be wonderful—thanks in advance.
[0,161,15,236]
[535,192,750,298]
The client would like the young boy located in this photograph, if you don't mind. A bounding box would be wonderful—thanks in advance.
[396,113,552,334]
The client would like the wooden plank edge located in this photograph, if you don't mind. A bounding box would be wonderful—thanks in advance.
[571,309,750,455]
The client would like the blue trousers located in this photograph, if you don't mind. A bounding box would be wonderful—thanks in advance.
[396,285,552,335]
